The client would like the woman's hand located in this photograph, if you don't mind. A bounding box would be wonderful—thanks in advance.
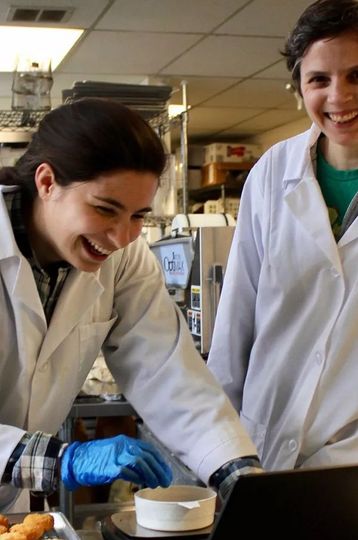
[60,434,172,491]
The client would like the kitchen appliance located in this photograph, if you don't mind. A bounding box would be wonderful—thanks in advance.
[101,463,358,540]
[187,226,234,356]
[150,214,235,357]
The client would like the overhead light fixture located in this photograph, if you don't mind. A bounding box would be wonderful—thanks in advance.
[168,104,190,118]
[285,82,303,111]
[0,25,83,71]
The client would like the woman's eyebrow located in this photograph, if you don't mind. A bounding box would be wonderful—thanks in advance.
[93,195,152,213]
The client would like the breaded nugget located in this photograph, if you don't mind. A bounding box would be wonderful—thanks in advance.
[10,524,42,540]
[0,532,27,540]
[23,514,54,534]
[0,517,9,530]
[0,527,8,535]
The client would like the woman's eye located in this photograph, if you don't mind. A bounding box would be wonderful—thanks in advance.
[308,75,329,85]
[132,214,146,220]
[95,205,115,216]
[349,70,358,82]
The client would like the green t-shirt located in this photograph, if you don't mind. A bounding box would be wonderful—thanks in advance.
[317,148,358,238]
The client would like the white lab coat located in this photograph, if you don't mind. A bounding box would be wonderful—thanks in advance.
[208,124,358,471]
[0,185,257,512]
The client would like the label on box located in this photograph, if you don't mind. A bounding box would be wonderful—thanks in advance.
[204,143,261,165]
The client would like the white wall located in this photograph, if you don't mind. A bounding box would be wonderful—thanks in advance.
[252,115,311,153]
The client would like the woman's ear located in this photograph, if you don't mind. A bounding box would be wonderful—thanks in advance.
[34,163,57,200]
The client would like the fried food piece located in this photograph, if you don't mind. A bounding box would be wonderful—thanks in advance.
[10,524,42,540]
[23,514,54,535]
[0,533,27,540]
[0,527,8,535]
[0,517,9,530]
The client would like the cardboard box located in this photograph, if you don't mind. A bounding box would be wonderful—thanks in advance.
[201,161,252,186]
[217,197,240,219]
[204,142,261,165]
[203,200,219,214]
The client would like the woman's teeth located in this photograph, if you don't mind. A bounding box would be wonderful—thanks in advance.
[328,111,358,123]
[86,238,111,255]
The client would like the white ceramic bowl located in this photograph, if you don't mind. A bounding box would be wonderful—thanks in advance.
[134,484,217,532]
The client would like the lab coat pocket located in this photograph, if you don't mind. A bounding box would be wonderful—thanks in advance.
[240,411,267,460]
[79,316,117,373]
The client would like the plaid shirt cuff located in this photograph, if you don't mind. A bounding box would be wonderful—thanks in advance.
[209,456,263,500]
[2,431,67,493]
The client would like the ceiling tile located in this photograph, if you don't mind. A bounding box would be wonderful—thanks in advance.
[221,108,308,134]
[202,78,292,108]
[189,106,265,130]
[62,31,200,74]
[215,0,314,36]
[255,59,291,79]
[161,35,283,77]
[277,97,305,111]
[163,76,241,106]
[96,0,247,32]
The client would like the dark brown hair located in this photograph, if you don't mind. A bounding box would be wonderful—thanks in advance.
[0,98,167,198]
[282,0,358,94]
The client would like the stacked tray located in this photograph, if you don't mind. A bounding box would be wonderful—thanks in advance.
[62,81,172,123]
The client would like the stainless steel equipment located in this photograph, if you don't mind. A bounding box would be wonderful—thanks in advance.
[150,221,234,357]
[187,226,234,356]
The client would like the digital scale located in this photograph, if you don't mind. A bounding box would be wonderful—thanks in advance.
[101,510,212,540]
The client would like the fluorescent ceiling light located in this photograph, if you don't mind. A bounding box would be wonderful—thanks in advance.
[0,26,83,72]
[168,104,190,118]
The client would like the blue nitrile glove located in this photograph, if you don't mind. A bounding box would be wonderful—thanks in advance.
[60,434,173,491]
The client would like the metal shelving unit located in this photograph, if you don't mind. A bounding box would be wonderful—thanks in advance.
[62,80,172,136]
[0,109,47,143]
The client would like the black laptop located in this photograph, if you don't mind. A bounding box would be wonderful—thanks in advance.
[209,463,358,540]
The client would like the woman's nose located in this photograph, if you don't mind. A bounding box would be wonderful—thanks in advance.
[328,79,353,104]
[108,223,132,249]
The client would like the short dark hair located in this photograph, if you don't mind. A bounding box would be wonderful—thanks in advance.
[0,98,167,197]
[282,0,358,94]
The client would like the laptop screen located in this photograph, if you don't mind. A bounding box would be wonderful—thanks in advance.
[208,464,358,540]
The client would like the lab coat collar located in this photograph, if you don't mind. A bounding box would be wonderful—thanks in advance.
[282,123,320,188]
[0,186,23,260]
[0,188,47,325]
[282,124,343,272]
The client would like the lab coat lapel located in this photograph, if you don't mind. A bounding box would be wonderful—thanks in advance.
[284,176,342,272]
[1,255,47,330]
[37,268,104,363]
[0,192,47,330]
[340,218,358,245]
